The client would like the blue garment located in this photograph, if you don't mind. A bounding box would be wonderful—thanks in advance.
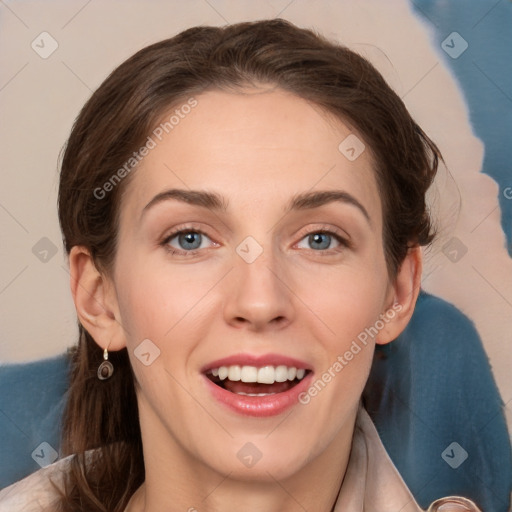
[0,355,68,489]
[364,291,512,512]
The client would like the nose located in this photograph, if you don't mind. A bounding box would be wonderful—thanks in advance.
[223,245,295,332]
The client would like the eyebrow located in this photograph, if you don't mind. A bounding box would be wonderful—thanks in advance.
[141,189,227,219]
[287,190,371,224]
[141,188,370,224]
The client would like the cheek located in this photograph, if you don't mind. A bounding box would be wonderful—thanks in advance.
[293,261,389,406]
[297,263,388,343]
[114,252,218,343]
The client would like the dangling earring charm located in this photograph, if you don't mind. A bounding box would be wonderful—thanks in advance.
[97,345,114,380]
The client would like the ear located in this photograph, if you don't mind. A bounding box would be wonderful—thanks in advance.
[376,245,422,345]
[68,246,127,352]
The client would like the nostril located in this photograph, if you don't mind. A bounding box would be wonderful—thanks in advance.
[230,314,289,329]
[270,315,288,326]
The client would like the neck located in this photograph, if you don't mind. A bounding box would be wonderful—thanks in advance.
[127,456,348,512]
[125,401,356,512]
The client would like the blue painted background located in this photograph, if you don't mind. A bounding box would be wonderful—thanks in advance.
[413,0,512,253]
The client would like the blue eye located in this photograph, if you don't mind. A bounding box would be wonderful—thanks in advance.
[297,232,343,251]
[179,232,202,250]
[164,230,212,253]
[309,233,332,250]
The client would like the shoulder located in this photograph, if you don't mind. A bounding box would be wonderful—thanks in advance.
[0,456,71,512]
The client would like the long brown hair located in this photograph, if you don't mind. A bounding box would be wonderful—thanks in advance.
[57,18,440,511]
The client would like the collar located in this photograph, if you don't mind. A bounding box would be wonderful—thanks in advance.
[333,406,482,512]
[333,405,423,511]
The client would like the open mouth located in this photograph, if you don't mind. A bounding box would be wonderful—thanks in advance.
[205,365,312,396]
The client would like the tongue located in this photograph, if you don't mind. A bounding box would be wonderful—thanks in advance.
[223,379,296,394]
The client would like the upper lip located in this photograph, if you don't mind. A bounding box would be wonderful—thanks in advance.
[201,353,313,373]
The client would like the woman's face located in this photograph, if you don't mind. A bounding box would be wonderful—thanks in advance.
[106,87,410,482]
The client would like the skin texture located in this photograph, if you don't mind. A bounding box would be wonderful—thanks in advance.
[69,88,421,512]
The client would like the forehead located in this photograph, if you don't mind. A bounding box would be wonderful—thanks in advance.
[120,88,382,227]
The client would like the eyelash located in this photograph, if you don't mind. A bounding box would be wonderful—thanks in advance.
[160,226,350,257]
[295,227,350,255]
[160,226,214,256]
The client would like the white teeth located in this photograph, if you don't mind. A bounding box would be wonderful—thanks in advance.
[275,365,288,382]
[235,391,277,396]
[257,366,275,384]
[228,365,241,381]
[241,366,258,383]
[209,364,308,384]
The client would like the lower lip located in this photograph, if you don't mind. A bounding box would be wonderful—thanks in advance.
[202,373,314,417]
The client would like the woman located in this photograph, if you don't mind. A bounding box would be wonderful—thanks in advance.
[0,19,482,512]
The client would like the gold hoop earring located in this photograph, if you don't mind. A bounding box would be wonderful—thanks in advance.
[97,344,114,380]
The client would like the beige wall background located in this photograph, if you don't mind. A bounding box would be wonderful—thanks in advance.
[0,0,510,430]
